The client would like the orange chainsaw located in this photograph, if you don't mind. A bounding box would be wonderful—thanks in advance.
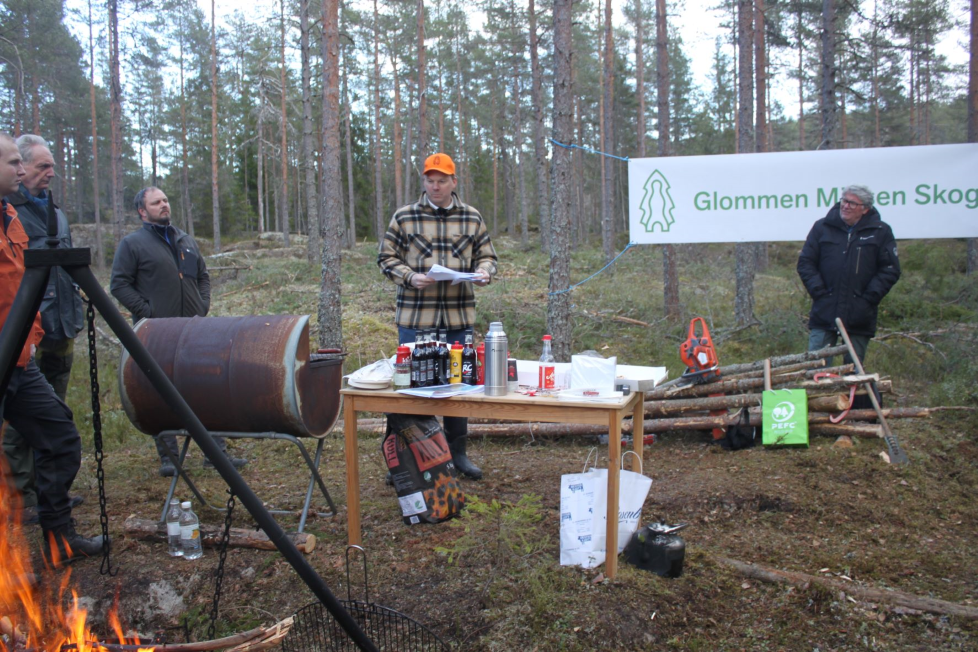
[678,318,725,440]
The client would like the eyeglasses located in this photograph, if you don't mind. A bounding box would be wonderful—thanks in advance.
[841,199,864,209]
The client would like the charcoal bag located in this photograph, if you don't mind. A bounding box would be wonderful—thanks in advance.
[383,414,465,525]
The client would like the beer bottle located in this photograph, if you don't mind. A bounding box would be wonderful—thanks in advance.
[424,331,436,387]
[411,333,424,388]
[461,334,476,385]
[437,328,450,384]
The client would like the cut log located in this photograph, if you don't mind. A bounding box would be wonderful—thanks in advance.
[718,557,978,619]
[723,358,826,381]
[645,393,763,416]
[123,516,316,553]
[807,394,850,412]
[647,372,879,400]
[810,423,884,438]
[716,345,848,377]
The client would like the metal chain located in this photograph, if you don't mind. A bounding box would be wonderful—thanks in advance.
[207,489,235,641]
[87,300,117,576]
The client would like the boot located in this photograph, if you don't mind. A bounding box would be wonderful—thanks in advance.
[42,522,108,568]
[155,433,180,477]
[203,437,248,470]
[447,435,482,480]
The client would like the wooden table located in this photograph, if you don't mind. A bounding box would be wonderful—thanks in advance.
[341,387,645,579]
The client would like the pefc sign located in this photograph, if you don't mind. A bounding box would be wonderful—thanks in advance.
[627,143,978,244]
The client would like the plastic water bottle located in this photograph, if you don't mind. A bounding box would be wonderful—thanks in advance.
[179,501,203,560]
[166,499,184,557]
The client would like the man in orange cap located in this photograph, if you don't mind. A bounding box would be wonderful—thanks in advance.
[378,153,498,479]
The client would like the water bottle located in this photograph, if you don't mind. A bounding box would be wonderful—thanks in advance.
[179,500,203,560]
[166,499,184,557]
[484,322,508,396]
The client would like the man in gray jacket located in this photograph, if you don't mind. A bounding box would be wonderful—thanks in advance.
[111,186,246,476]
[2,135,85,525]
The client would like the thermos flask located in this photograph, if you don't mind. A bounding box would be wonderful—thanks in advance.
[484,322,508,397]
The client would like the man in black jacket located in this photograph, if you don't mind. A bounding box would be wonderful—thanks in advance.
[2,135,86,525]
[111,186,246,476]
[797,184,901,364]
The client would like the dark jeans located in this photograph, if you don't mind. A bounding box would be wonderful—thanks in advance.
[2,337,74,508]
[2,360,80,532]
[398,326,473,441]
[808,328,870,366]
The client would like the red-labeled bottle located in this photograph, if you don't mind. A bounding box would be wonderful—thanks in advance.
[461,334,476,385]
[538,335,556,390]
[476,342,486,385]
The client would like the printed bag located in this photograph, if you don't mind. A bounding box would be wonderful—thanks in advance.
[762,388,809,447]
[382,414,465,524]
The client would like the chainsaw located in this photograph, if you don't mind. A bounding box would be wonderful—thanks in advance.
[679,317,720,385]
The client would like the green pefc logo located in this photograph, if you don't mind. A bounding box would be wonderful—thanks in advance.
[639,170,676,233]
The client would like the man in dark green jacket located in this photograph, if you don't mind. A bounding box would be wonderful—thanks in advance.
[110,186,245,476]
[2,135,85,525]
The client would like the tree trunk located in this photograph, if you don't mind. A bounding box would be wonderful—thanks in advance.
[635,0,646,160]
[755,0,767,153]
[302,0,319,261]
[343,39,356,248]
[392,59,404,208]
[210,0,221,252]
[87,0,104,268]
[820,0,836,150]
[108,0,124,245]
[548,0,574,362]
[968,0,977,274]
[417,0,427,163]
[372,0,384,240]
[735,0,756,328]
[529,0,550,253]
[797,7,805,149]
[512,67,529,248]
[279,0,291,246]
[655,0,679,321]
[600,0,615,264]
[319,0,343,350]
[178,16,194,239]
[258,76,267,234]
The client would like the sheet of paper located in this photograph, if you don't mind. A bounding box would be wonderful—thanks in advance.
[396,383,485,399]
[427,264,479,285]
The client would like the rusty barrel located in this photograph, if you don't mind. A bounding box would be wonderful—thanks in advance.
[119,315,343,438]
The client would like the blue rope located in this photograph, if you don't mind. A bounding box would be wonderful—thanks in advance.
[550,138,630,162]
[549,243,637,296]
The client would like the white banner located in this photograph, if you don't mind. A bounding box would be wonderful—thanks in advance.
[627,144,978,244]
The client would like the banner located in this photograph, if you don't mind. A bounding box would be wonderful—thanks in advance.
[627,144,978,244]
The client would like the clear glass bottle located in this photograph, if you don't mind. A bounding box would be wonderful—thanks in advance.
[393,346,411,390]
[179,500,203,560]
[538,335,556,390]
[166,499,184,557]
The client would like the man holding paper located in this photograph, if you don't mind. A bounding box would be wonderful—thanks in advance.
[378,153,498,479]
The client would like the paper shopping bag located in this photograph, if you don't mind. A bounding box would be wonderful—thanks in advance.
[591,453,654,557]
[762,388,809,447]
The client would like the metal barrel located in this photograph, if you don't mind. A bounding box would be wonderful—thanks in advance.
[119,315,343,438]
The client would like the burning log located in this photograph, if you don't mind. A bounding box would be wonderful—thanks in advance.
[123,517,316,553]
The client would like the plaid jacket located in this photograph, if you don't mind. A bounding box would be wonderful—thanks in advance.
[378,193,498,330]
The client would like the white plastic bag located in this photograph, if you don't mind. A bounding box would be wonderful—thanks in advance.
[559,450,603,568]
[560,451,653,568]
[570,354,617,392]
[590,452,654,557]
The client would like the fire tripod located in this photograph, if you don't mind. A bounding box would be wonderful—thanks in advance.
[0,203,378,652]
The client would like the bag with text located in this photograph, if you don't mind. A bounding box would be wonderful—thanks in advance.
[382,414,465,525]
[761,389,809,447]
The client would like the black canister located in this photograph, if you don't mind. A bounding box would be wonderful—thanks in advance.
[623,524,687,578]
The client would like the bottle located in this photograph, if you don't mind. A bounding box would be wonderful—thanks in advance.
[411,333,424,388]
[166,499,184,557]
[449,341,463,383]
[461,334,476,385]
[437,329,450,385]
[539,335,556,390]
[424,332,436,387]
[179,500,203,560]
[483,322,508,397]
[476,342,486,385]
[393,346,412,390]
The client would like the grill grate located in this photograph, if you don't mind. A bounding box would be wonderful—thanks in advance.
[282,600,449,652]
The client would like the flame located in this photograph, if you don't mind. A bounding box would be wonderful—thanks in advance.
[0,449,152,652]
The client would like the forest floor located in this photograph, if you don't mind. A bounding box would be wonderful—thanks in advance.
[20,234,978,651]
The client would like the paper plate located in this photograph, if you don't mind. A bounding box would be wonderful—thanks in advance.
[348,378,391,390]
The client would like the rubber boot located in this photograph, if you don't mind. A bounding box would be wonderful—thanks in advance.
[445,423,482,480]
[154,434,180,477]
[42,522,109,568]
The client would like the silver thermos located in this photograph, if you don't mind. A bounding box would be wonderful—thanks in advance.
[484,322,508,396]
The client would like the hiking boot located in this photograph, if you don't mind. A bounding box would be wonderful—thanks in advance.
[68,495,84,509]
[20,505,39,526]
[203,454,248,470]
[447,435,483,480]
[159,457,177,477]
[42,524,108,568]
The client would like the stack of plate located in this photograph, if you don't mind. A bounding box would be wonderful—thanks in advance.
[348,378,390,390]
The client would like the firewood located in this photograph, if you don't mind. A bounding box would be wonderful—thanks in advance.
[647,372,879,400]
[123,517,316,553]
[810,423,884,438]
[718,557,978,619]
[716,345,848,376]
[807,394,850,412]
[722,358,826,381]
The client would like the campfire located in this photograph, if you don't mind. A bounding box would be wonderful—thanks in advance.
[0,459,151,652]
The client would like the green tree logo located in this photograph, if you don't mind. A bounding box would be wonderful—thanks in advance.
[639,170,676,233]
